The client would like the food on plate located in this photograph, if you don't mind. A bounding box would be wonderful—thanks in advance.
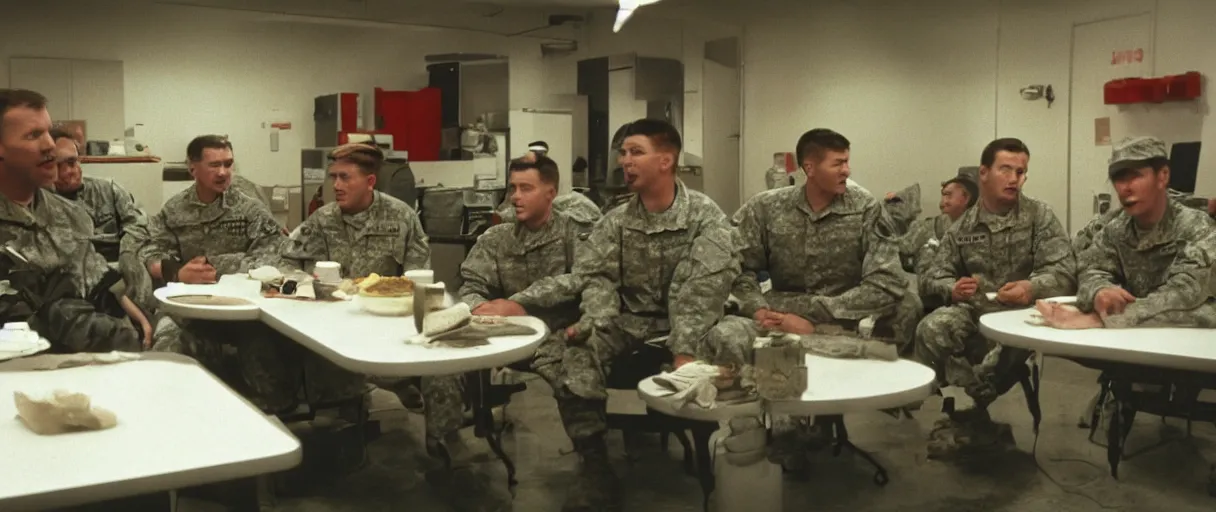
[356,273,415,297]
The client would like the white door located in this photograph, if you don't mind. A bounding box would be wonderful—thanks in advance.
[703,50,742,216]
[1067,14,1153,233]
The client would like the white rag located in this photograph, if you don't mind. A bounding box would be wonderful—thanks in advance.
[652,362,722,409]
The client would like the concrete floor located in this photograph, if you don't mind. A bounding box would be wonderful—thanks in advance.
[213,358,1216,512]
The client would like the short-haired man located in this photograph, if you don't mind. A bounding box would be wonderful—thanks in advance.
[1073,188,1213,255]
[915,138,1076,457]
[1036,136,1216,330]
[0,89,141,352]
[733,128,920,470]
[564,119,751,509]
[899,169,979,275]
[49,129,155,313]
[142,135,296,413]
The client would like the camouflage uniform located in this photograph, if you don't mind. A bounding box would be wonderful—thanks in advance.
[56,176,155,313]
[1074,189,1212,255]
[142,184,297,412]
[573,181,750,428]
[282,191,442,433]
[899,214,954,275]
[230,174,271,207]
[733,183,921,347]
[496,192,603,226]
[915,194,1076,407]
[1076,136,1216,328]
[0,189,140,352]
[459,209,599,440]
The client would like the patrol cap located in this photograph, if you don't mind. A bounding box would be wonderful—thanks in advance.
[941,166,979,206]
[1108,136,1168,178]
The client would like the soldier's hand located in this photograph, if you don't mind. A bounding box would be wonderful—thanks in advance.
[753,308,784,329]
[178,256,217,284]
[1094,287,1136,318]
[673,354,696,369]
[776,313,815,335]
[951,277,979,303]
[476,299,527,317]
[995,280,1033,307]
[1208,198,1216,216]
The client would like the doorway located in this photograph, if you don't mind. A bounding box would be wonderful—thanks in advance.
[1067,13,1153,233]
[703,37,742,215]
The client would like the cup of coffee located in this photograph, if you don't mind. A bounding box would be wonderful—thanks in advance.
[315,261,342,283]
[404,269,435,285]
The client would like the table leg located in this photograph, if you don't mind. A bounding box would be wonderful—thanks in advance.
[830,416,890,486]
[1020,360,1042,435]
[690,424,717,512]
[468,369,518,490]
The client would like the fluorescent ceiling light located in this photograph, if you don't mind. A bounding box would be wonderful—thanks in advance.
[614,0,664,33]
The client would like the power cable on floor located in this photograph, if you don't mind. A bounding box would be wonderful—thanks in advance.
[1029,357,1120,509]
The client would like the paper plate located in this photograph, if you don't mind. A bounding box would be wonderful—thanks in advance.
[155,286,262,321]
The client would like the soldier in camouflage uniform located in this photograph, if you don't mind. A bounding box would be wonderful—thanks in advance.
[1039,136,1216,330]
[562,119,749,511]
[142,135,297,413]
[733,129,920,470]
[280,143,454,451]
[914,138,1076,457]
[899,169,978,276]
[1073,187,1213,255]
[0,89,142,352]
[49,129,156,317]
[496,190,603,226]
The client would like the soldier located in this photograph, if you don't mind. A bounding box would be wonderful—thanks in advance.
[280,143,446,450]
[141,134,297,413]
[1073,188,1213,254]
[496,190,603,226]
[49,128,155,314]
[1036,136,1216,330]
[733,128,919,470]
[899,169,979,276]
[562,119,751,510]
[914,138,1076,458]
[0,88,142,352]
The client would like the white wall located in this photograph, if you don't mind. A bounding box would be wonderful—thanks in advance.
[739,0,1216,218]
[0,1,570,190]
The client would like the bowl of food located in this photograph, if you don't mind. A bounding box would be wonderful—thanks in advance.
[353,274,415,316]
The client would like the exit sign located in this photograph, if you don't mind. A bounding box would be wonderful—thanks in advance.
[1112,48,1144,66]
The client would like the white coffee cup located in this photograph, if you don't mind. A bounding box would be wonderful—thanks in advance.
[315,261,342,283]
[404,269,434,285]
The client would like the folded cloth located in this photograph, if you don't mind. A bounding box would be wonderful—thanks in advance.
[14,389,117,435]
[723,416,767,466]
[409,304,539,348]
[652,362,722,409]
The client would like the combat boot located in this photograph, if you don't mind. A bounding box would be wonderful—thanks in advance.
[927,406,1014,460]
[563,434,622,512]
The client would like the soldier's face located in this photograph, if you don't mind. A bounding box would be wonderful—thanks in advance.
[802,149,850,196]
[509,169,556,226]
[979,150,1028,205]
[191,147,234,196]
[0,106,57,188]
[940,182,970,219]
[53,137,83,193]
[619,135,673,193]
[1112,165,1169,218]
[329,161,376,213]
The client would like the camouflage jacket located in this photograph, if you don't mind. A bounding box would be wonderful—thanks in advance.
[283,191,430,277]
[57,176,150,263]
[0,189,111,297]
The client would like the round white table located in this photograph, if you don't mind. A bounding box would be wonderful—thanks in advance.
[154,277,550,377]
[979,306,1216,373]
[0,353,300,511]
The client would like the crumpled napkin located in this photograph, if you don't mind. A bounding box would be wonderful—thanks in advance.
[652,362,723,409]
[14,389,117,435]
[409,303,539,348]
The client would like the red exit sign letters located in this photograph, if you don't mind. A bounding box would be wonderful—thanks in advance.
[1112,48,1144,66]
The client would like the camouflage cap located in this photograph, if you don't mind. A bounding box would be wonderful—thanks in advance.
[1108,136,1167,178]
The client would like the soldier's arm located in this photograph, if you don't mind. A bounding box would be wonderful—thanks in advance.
[770,205,905,323]
[1076,225,1124,312]
[207,209,287,275]
[920,224,965,305]
[112,181,151,260]
[1104,221,1216,328]
[280,218,324,274]
[732,200,769,318]
[458,234,504,310]
[667,217,739,358]
[402,211,432,272]
[898,217,933,273]
[573,214,623,325]
[139,210,180,281]
[1027,207,1078,300]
